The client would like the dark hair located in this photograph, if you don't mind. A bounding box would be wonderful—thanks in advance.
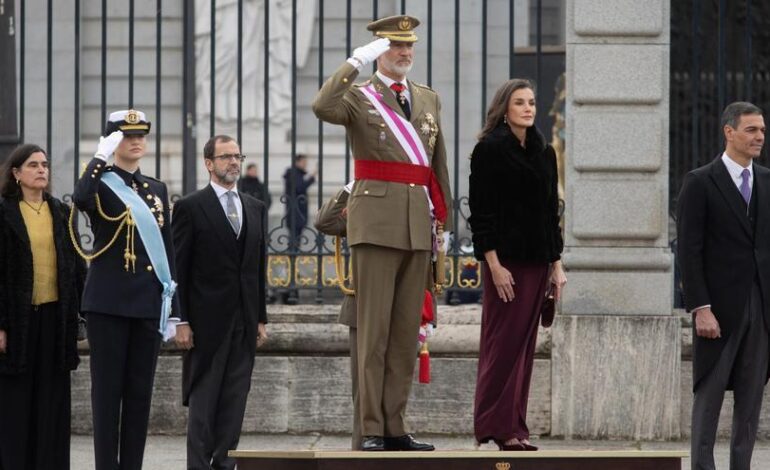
[0,144,49,200]
[246,163,257,171]
[721,101,763,129]
[203,135,236,160]
[478,79,535,140]
[294,153,308,163]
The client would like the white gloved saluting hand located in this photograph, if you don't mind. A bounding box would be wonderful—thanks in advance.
[348,37,391,69]
[94,130,124,162]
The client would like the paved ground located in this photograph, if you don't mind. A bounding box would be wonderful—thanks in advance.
[70,434,770,469]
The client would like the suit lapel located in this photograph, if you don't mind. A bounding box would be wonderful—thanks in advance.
[754,166,770,238]
[238,194,259,268]
[371,74,408,121]
[200,185,238,257]
[709,157,753,237]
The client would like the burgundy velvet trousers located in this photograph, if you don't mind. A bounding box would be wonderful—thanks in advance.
[474,261,549,443]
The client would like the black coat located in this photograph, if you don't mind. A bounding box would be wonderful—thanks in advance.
[172,186,268,404]
[283,167,315,228]
[676,156,770,390]
[238,175,272,209]
[468,124,563,263]
[0,195,84,374]
[72,159,180,320]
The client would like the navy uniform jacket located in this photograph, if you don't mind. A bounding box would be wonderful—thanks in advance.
[72,157,180,320]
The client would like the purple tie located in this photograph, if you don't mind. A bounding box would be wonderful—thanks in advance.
[740,168,752,205]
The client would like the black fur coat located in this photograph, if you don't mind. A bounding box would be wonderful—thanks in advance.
[468,124,563,263]
[0,194,84,374]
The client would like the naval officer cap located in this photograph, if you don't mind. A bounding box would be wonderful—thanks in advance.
[104,109,152,136]
[367,15,420,43]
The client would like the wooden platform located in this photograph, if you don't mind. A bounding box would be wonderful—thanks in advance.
[229,449,689,470]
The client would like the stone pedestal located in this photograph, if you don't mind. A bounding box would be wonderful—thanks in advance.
[556,0,679,439]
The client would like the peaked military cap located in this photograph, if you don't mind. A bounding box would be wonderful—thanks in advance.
[104,109,152,136]
[367,15,420,43]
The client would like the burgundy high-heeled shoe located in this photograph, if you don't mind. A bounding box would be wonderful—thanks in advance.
[520,441,538,451]
[493,439,526,451]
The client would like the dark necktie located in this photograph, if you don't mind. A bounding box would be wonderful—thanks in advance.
[390,82,411,120]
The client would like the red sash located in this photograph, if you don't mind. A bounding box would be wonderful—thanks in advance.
[354,160,447,224]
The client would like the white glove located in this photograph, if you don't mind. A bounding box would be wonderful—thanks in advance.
[163,317,180,342]
[442,231,451,255]
[94,130,124,161]
[350,38,391,68]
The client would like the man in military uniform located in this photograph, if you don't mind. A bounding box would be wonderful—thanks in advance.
[312,15,452,451]
[314,186,439,451]
[73,109,180,470]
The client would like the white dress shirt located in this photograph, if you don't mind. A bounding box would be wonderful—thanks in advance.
[375,70,411,108]
[721,152,753,194]
[210,181,243,237]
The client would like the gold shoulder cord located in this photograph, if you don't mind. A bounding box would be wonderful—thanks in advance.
[434,223,446,295]
[334,236,355,295]
[68,195,137,272]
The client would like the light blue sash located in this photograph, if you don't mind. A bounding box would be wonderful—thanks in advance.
[102,172,177,335]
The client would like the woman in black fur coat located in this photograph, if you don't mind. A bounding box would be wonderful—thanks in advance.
[0,144,85,470]
[469,79,567,451]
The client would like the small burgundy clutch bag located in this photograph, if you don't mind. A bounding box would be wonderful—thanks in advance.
[540,285,556,328]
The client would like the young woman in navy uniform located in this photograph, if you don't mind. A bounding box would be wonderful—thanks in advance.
[72,109,180,470]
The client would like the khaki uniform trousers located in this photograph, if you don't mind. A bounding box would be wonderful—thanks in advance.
[352,243,431,437]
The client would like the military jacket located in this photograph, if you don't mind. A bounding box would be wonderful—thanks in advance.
[72,158,179,320]
[312,62,452,251]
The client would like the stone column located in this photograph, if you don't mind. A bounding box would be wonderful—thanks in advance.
[554,0,680,439]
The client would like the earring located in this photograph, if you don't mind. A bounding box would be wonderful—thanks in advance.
[16,179,20,186]
[503,115,508,124]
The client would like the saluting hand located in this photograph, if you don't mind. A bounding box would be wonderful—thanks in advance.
[0,329,6,353]
[351,37,391,68]
[175,324,194,350]
[94,130,124,162]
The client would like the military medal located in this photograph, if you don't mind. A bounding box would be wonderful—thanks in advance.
[422,113,439,151]
[152,195,165,227]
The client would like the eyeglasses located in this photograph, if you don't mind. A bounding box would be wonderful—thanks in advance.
[212,154,246,162]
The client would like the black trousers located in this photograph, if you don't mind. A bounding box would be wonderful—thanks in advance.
[87,313,161,470]
[187,319,253,470]
[0,302,71,470]
[691,282,770,470]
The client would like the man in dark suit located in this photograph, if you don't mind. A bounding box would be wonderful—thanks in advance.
[172,135,268,470]
[677,101,768,470]
[238,162,272,209]
[73,109,180,470]
[283,153,316,247]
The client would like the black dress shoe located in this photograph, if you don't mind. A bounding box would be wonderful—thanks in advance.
[384,434,435,451]
[361,436,385,451]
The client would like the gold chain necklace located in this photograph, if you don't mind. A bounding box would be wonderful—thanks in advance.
[21,200,45,215]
